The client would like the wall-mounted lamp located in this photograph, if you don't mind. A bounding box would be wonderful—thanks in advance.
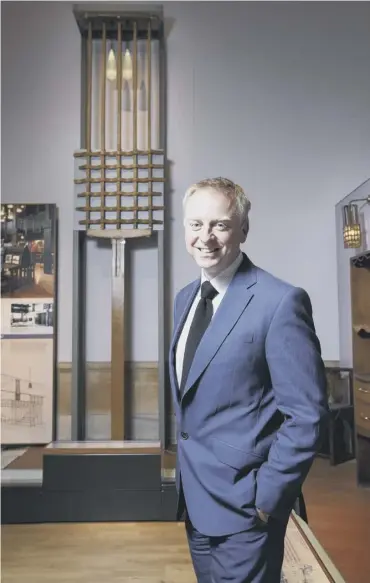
[342,196,370,249]
[72,11,165,442]
[343,203,361,248]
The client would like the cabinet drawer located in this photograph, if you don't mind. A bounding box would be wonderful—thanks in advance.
[354,378,370,406]
[355,400,370,438]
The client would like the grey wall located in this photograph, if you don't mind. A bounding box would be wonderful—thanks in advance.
[2,1,370,363]
[1,1,80,361]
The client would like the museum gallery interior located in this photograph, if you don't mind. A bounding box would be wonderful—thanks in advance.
[1,2,370,583]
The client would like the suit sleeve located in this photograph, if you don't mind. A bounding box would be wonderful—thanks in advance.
[255,287,329,520]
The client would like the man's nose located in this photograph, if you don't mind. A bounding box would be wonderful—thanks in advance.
[199,227,214,244]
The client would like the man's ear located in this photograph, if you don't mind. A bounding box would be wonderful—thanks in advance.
[241,219,249,241]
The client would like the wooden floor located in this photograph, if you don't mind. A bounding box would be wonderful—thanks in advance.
[1,522,194,583]
[303,457,370,583]
[1,457,370,583]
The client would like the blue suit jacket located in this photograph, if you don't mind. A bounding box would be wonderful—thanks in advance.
[170,253,328,536]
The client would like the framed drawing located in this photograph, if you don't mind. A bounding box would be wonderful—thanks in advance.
[1,338,54,444]
[1,203,57,444]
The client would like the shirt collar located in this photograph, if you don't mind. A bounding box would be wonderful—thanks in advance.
[201,252,243,295]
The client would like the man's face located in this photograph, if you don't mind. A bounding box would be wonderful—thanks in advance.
[183,187,247,277]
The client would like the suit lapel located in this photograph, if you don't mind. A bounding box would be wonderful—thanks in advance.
[169,279,200,399]
[181,254,257,401]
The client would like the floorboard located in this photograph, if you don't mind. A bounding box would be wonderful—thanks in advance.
[303,457,370,583]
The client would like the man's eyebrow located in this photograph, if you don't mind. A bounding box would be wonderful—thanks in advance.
[186,217,232,223]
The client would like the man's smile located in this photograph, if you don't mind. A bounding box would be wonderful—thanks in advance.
[196,247,221,253]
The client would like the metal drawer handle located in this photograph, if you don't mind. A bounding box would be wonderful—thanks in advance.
[358,387,370,394]
[360,413,370,421]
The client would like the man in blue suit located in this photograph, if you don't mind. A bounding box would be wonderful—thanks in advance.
[169,177,329,583]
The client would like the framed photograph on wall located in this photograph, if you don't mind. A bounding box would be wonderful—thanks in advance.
[1,203,58,444]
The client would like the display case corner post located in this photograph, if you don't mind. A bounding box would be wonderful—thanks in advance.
[52,204,59,442]
[157,229,167,448]
[157,41,171,449]
[71,229,87,441]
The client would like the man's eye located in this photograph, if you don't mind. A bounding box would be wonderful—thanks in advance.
[217,223,227,230]
[190,222,201,229]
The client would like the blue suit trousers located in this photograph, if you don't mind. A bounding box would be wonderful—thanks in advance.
[186,513,287,583]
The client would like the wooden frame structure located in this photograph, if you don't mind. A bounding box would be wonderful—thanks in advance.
[71,10,172,445]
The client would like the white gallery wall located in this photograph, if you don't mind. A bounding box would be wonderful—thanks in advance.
[2,1,370,363]
[1,1,80,361]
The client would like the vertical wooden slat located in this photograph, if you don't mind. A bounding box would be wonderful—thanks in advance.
[86,23,92,150]
[147,20,152,227]
[111,237,126,440]
[111,20,125,440]
[147,20,152,151]
[132,21,138,227]
[116,21,122,229]
[100,23,106,229]
[86,22,93,229]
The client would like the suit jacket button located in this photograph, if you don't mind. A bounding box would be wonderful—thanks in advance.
[181,431,189,440]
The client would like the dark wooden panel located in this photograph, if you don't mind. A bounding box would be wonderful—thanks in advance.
[43,489,162,522]
[1,486,162,524]
[43,453,162,491]
[1,486,44,524]
[161,481,178,521]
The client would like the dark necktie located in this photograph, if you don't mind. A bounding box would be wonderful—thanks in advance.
[180,281,219,394]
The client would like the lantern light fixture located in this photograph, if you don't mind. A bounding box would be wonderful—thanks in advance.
[342,196,370,249]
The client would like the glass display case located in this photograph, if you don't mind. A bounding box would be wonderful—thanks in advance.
[335,178,370,484]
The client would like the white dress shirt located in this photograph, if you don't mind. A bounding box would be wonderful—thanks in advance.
[176,252,243,386]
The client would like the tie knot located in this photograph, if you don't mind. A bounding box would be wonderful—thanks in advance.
[201,281,218,300]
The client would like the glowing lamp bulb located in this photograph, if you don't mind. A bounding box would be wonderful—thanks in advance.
[122,49,133,81]
[106,48,117,82]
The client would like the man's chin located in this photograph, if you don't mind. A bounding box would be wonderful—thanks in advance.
[193,254,223,270]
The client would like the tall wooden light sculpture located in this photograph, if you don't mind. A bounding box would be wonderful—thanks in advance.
[72,12,166,442]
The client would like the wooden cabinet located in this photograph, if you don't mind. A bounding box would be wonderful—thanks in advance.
[350,251,370,486]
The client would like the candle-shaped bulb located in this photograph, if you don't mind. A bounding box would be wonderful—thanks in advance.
[106,48,117,82]
[122,48,133,81]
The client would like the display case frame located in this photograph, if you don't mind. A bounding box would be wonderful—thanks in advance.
[350,249,370,486]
